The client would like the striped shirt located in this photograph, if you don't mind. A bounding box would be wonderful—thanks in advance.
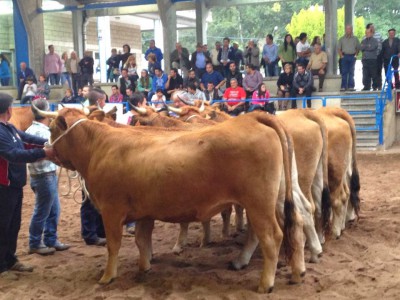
[26,121,56,175]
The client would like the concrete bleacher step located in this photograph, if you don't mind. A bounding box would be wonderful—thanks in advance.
[341,95,379,151]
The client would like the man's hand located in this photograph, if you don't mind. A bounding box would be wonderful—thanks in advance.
[298,88,304,94]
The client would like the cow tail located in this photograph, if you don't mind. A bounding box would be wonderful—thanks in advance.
[301,109,331,236]
[331,108,361,217]
[254,113,296,262]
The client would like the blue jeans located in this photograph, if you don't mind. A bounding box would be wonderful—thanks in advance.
[264,61,277,77]
[48,73,60,85]
[1,78,10,86]
[341,54,356,89]
[29,173,60,248]
[61,72,72,88]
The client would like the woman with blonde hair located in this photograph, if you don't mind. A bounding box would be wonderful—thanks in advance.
[124,54,138,83]
[60,52,72,89]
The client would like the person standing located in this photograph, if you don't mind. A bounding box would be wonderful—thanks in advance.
[338,25,360,91]
[360,26,379,91]
[66,51,80,96]
[26,98,70,255]
[79,51,94,87]
[60,52,72,89]
[0,54,11,86]
[382,28,400,89]
[364,23,383,89]
[218,37,234,76]
[44,45,62,85]
[145,39,163,65]
[210,41,222,74]
[231,42,244,70]
[243,40,260,70]
[262,34,279,77]
[296,33,311,67]
[170,42,190,78]
[0,93,55,280]
[106,48,121,83]
[81,89,107,246]
[191,43,210,79]
[278,34,297,73]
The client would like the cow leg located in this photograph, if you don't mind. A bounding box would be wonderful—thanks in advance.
[98,214,123,285]
[331,186,344,239]
[172,223,189,254]
[292,181,322,263]
[311,158,325,244]
[200,221,211,247]
[221,206,232,238]
[247,210,282,294]
[288,211,306,283]
[229,220,258,270]
[135,219,154,272]
[234,204,245,232]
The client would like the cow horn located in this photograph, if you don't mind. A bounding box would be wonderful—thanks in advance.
[128,102,147,115]
[31,102,59,118]
[60,103,65,107]
[199,99,205,113]
[167,105,183,115]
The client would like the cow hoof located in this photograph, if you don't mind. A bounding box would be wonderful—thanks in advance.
[257,285,274,293]
[228,261,246,271]
[288,273,303,285]
[309,255,320,264]
[172,246,183,255]
[98,276,114,285]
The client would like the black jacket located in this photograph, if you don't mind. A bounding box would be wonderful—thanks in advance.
[0,122,46,188]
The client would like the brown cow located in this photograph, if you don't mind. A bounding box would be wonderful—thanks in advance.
[316,107,360,238]
[277,109,331,262]
[38,107,303,293]
[9,106,34,131]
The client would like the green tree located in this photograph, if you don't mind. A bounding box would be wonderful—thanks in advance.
[285,5,365,42]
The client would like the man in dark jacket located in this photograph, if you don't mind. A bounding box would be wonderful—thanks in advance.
[382,28,400,89]
[225,61,243,88]
[0,93,55,280]
[170,42,190,78]
[79,51,94,87]
[290,63,313,108]
[17,62,36,100]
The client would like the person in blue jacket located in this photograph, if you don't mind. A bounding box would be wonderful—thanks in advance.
[145,39,164,64]
[0,54,11,86]
[148,67,168,101]
[0,93,55,280]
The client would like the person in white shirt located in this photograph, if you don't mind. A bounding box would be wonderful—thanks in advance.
[296,32,311,66]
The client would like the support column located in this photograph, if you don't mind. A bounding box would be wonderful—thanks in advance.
[195,0,208,44]
[344,0,356,28]
[153,19,164,69]
[13,0,45,78]
[156,0,176,72]
[97,16,111,83]
[324,0,338,75]
[72,11,85,58]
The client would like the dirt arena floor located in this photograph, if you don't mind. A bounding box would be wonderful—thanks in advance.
[1,150,400,300]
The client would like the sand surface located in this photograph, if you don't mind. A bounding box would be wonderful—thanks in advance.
[1,151,400,300]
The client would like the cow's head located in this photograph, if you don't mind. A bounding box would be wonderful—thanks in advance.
[33,105,89,170]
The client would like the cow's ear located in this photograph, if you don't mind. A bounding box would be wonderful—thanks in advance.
[55,116,68,131]
[90,110,105,121]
